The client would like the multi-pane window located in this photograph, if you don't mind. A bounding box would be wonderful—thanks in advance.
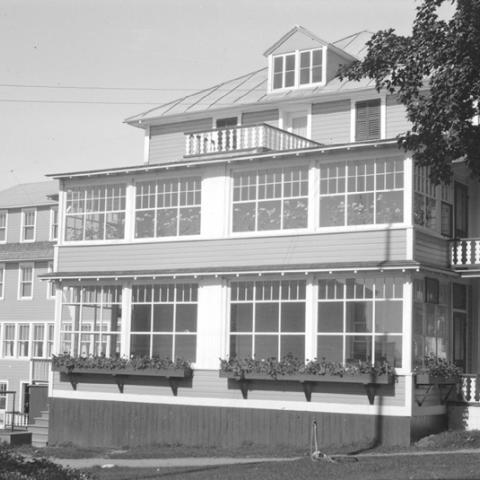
[21,209,36,242]
[355,99,381,141]
[18,264,33,299]
[230,280,306,360]
[273,53,296,90]
[65,184,126,241]
[412,278,450,367]
[130,284,197,361]
[233,167,308,232]
[33,325,45,357]
[135,178,201,238]
[318,277,403,367]
[414,165,453,236]
[46,324,54,357]
[0,264,4,299]
[17,324,29,357]
[299,49,323,85]
[50,207,58,240]
[319,158,404,227]
[60,286,122,356]
[0,211,6,242]
[3,324,15,357]
[0,382,6,410]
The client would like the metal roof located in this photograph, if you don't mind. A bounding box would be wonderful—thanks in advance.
[125,29,374,126]
[0,181,58,209]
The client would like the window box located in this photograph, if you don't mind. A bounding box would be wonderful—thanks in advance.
[414,374,459,386]
[219,371,393,403]
[52,364,192,395]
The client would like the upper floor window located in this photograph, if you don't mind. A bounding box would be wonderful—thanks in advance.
[414,165,454,237]
[355,99,381,141]
[60,286,122,356]
[3,324,15,357]
[50,207,58,241]
[33,324,45,357]
[65,184,126,242]
[135,178,201,239]
[17,324,29,357]
[18,263,34,299]
[272,48,323,90]
[319,157,404,227]
[0,211,7,242]
[130,283,198,361]
[21,208,36,242]
[232,166,308,232]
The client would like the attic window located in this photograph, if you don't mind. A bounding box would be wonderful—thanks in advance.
[272,48,324,90]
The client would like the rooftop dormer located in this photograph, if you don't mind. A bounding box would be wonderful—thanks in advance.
[264,25,357,93]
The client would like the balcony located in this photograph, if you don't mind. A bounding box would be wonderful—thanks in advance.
[185,123,320,157]
[450,238,480,273]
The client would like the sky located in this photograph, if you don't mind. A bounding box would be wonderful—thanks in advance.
[0,0,453,191]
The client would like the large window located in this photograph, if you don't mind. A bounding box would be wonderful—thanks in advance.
[130,284,197,361]
[135,178,201,238]
[317,277,403,367]
[319,157,404,227]
[414,165,453,236]
[18,264,33,299]
[60,286,122,356]
[0,322,53,359]
[232,166,308,232]
[33,324,45,358]
[272,48,323,90]
[65,184,126,241]
[21,209,36,242]
[0,211,6,242]
[229,280,306,360]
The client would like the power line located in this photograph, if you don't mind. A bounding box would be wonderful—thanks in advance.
[0,98,247,106]
[0,82,257,92]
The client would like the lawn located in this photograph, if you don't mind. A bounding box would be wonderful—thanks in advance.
[87,453,480,480]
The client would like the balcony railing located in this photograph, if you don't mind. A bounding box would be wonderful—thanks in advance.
[185,123,320,157]
[458,374,480,404]
[450,238,480,268]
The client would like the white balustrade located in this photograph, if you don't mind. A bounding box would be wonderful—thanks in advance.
[185,124,318,156]
[451,239,480,267]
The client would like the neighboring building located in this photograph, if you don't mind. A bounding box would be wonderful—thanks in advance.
[45,26,479,447]
[0,181,57,429]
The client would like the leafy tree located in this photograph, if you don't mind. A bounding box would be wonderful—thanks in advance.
[340,0,480,184]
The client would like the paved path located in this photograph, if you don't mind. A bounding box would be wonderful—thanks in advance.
[52,449,480,469]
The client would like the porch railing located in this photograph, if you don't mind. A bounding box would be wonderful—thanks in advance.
[185,123,320,156]
[450,238,480,268]
[4,411,29,429]
[458,374,480,404]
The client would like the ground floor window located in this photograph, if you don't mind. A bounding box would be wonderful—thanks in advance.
[130,283,198,362]
[60,286,122,356]
[412,277,450,367]
[0,382,6,410]
[229,280,306,360]
[317,277,403,367]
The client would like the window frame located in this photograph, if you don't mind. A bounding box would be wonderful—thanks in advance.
[270,46,326,92]
[16,323,30,358]
[231,164,310,234]
[21,208,36,243]
[18,263,34,300]
[50,206,59,241]
[2,324,15,358]
[0,211,7,243]
[0,264,4,300]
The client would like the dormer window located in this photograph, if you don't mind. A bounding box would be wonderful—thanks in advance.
[271,48,324,91]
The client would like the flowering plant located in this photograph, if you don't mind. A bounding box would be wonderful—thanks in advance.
[220,353,393,379]
[52,353,191,372]
[414,354,462,378]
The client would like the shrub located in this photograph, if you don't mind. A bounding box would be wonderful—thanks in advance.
[0,444,92,480]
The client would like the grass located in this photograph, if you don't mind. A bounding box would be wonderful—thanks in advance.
[86,454,480,480]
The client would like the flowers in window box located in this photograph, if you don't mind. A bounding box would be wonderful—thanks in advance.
[414,353,461,384]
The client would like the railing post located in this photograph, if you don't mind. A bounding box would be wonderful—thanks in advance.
[466,240,472,265]
[456,241,464,265]
[476,240,480,264]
